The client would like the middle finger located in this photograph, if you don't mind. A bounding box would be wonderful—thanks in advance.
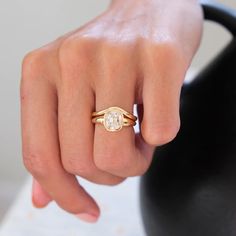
[58,40,124,185]
[93,43,151,177]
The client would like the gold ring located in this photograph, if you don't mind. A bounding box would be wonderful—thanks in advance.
[92,106,137,132]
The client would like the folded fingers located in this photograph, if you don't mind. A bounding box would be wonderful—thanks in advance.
[58,40,125,185]
[21,48,100,220]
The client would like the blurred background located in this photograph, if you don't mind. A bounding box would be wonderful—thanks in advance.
[0,0,235,223]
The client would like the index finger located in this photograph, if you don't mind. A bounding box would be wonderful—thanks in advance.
[20,49,100,221]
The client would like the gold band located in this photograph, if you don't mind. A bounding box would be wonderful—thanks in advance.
[92,106,137,121]
[91,106,137,132]
[92,116,136,126]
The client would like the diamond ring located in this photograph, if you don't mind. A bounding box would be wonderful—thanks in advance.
[91,106,137,132]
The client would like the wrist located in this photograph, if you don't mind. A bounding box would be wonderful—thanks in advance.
[110,0,199,5]
[109,0,201,18]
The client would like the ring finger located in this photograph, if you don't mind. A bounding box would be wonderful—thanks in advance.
[93,45,153,177]
[58,40,125,185]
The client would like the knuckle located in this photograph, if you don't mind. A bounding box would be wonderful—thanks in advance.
[58,36,99,83]
[94,150,131,174]
[62,155,125,185]
[58,37,77,59]
[22,49,47,78]
[143,38,187,68]
[93,153,111,172]
[21,49,48,101]
[22,150,50,178]
[101,40,131,64]
[142,120,180,146]
[62,156,93,176]
[59,36,97,63]
[157,43,180,62]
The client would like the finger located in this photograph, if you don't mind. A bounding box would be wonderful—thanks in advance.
[32,178,52,208]
[58,39,125,185]
[21,50,100,220]
[93,45,152,177]
[135,104,156,166]
[141,43,187,146]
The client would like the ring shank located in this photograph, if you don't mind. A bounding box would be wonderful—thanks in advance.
[92,116,136,127]
[92,106,137,121]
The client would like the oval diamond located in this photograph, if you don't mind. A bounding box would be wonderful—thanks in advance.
[104,109,124,131]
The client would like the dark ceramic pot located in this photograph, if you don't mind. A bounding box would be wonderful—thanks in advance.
[140,1,236,236]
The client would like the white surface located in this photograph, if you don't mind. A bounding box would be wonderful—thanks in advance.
[0,181,23,221]
[0,177,146,236]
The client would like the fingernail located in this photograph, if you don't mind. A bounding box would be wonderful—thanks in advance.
[76,213,99,223]
[32,180,52,208]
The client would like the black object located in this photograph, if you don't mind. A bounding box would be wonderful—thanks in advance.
[140,1,236,236]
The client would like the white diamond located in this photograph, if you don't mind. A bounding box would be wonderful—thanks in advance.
[104,109,124,131]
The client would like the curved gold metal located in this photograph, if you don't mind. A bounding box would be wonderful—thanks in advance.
[92,106,137,121]
[92,116,136,126]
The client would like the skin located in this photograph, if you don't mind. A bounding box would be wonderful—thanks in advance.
[20,0,203,223]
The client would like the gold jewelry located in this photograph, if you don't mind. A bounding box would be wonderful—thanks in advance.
[92,106,137,132]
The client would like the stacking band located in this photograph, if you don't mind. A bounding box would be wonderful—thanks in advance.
[92,116,136,126]
[92,106,137,121]
[91,106,137,132]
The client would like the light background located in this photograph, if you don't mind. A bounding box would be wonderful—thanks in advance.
[0,0,235,220]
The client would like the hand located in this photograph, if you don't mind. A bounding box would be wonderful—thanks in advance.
[20,0,203,222]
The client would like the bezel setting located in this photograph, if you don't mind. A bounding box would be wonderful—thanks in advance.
[103,108,124,131]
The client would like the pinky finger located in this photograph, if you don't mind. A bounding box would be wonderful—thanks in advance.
[32,178,52,208]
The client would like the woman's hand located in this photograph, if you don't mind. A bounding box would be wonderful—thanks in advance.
[20,0,203,222]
